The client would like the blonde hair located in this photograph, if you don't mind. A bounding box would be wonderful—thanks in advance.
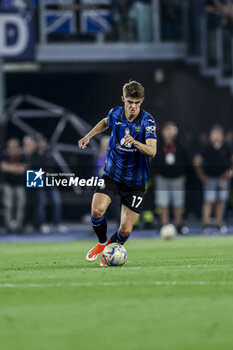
[123,80,145,99]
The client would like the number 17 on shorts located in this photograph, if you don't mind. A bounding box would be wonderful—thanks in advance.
[131,196,143,209]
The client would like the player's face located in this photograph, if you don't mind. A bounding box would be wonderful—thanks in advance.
[122,96,144,118]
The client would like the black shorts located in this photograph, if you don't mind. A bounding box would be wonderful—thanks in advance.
[95,175,145,214]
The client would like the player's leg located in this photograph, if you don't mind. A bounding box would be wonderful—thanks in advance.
[87,175,120,262]
[91,192,111,243]
[109,204,139,244]
[100,183,144,266]
[109,183,145,244]
[86,193,111,262]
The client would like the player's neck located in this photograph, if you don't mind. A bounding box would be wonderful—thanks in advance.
[125,111,140,122]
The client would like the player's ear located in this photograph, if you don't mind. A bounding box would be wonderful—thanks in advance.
[121,96,125,103]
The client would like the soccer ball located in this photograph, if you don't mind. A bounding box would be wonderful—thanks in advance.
[160,224,177,240]
[102,243,127,266]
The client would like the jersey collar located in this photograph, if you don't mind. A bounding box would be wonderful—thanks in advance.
[122,107,143,124]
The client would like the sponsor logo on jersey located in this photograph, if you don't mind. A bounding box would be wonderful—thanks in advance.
[116,144,137,152]
[146,125,156,134]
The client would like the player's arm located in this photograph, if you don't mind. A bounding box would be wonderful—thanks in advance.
[78,118,109,149]
[124,135,157,158]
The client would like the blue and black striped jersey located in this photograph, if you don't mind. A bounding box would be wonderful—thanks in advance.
[104,106,157,185]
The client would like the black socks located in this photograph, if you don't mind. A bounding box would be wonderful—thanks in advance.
[91,215,107,244]
[109,230,130,245]
[91,215,130,246]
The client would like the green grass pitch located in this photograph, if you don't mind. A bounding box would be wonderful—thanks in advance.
[1,236,233,350]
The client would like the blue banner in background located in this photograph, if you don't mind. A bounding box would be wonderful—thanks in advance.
[81,10,112,34]
[0,9,35,60]
[46,11,76,35]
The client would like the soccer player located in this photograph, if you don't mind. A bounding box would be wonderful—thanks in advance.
[78,81,157,265]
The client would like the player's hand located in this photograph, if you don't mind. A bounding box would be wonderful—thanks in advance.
[124,134,135,145]
[78,136,90,149]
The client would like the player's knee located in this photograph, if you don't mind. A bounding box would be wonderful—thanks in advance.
[91,207,105,219]
[119,224,132,238]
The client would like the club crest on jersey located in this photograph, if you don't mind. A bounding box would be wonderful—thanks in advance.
[120,127,131,148]
[135,126,141,132]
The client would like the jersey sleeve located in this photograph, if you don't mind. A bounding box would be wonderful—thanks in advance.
[106,108,114,127]
[144,116,157,140]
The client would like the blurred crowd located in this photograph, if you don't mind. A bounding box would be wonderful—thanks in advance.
[0,135,67,234]
[205,0,233,27]
[0,124,233,235]
[150,123,233,234]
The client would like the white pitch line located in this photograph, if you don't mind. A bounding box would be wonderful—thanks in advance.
[0,281,233,288]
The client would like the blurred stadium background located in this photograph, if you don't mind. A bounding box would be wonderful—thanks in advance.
[0,0,233,239]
